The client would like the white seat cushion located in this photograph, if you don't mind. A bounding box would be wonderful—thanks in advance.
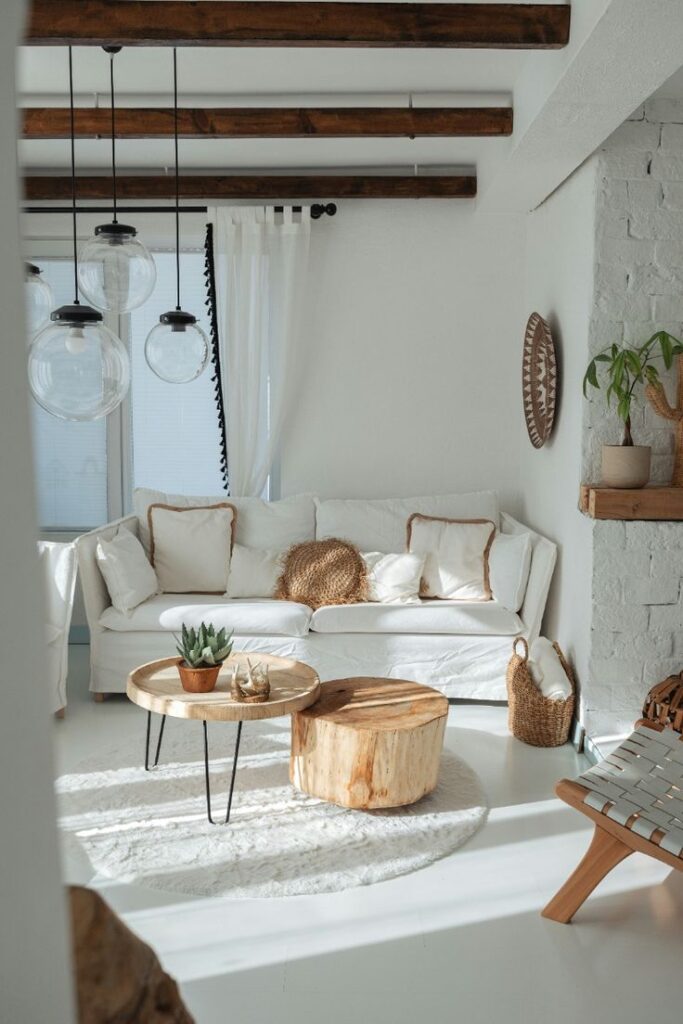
[315,491,499,552]
[310,600,522,636]
[100,595,312,637]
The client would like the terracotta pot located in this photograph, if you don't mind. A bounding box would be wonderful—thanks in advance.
[177,660,220,693]
[601,444,651,489]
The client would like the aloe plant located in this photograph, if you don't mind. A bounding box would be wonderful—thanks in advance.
[175,622,233,669]
[583,331,683,445]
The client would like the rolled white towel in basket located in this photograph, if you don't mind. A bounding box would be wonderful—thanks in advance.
[528,637,572,702]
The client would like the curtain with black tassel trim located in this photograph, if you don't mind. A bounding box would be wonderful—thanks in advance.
[203,222,229,493]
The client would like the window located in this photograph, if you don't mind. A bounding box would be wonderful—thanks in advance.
[31,250,225,530]
[128,252,224,496]
[31,260,108,529]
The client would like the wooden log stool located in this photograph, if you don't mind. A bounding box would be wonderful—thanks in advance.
[290,676,449,810]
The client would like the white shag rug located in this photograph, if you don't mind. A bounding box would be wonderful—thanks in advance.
[57,718,487,899]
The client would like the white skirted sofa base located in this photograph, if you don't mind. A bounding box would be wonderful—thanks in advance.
[76,492,556,702]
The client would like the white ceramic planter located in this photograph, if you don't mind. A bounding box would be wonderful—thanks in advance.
[601,445,651,489]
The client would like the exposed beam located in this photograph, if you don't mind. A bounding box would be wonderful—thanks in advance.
[23,174,477,200]
[25,2,571,49]
[21,106,513,139]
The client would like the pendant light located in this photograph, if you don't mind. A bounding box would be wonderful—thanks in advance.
[77,46,156,312]
[145,48,209,384]
[25,262,54,335]
[28,47,130,422]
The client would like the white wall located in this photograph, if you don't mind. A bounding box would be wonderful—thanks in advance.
[521,160,597,690]
[0,2,75,1019]
[280,200,527,514]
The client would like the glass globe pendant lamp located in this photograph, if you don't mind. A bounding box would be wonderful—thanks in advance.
[28,46,130,422]
[145,48,208,384]
[25,262,54,335]
[77,46,156,312]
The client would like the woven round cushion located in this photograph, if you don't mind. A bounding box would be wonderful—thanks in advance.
[276,539,367,609]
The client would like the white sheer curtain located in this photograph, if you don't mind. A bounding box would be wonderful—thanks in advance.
[208,205,311,497]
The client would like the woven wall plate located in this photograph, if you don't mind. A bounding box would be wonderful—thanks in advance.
[522,312,557,449]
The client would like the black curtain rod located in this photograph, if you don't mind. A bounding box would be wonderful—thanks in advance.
[22,202,337,218]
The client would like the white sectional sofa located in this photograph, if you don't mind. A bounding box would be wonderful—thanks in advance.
[76,490,556,701]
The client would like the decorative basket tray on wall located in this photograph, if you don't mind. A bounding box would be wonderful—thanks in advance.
[522,312,557,449]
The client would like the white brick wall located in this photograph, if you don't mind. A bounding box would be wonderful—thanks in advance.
[584,101,683,736]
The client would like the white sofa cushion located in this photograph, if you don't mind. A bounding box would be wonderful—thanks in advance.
[149,504,235,593]
[134,488,315,556]
[96,527,159,613]
[315,490,499,552]
[489,531,533,612]
[362,552,424,604]
[226,544,283,598]
[310,600,522,636]
[100,595,313,637]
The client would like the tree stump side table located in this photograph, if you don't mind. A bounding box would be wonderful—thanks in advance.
[290,677,449,810]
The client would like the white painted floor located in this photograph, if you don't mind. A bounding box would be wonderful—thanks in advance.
[56,646,683,1024]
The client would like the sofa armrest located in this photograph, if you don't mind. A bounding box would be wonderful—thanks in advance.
[501,512,557,644]
[75,516,140,635]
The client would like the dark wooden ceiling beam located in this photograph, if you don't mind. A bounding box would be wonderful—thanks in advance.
[25,2,571,48]
[21,106,513,139]
[24,174,477,200]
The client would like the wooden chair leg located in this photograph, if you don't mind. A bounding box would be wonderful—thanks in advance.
[542,825,634,924]
[93,692,107,703]
[55,707,65,720]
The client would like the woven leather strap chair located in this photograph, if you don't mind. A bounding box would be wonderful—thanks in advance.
[543,723,683,923]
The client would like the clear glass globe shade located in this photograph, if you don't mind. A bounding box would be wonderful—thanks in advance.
[77,226,157,312]
[144,318,209,384]
[25,268,54,335]
[28,318,131,421]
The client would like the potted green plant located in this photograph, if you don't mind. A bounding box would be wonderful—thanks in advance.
[583,331,683,488]
[174,622,233,693]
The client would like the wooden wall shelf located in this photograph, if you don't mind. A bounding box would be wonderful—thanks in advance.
[579,485,683,521]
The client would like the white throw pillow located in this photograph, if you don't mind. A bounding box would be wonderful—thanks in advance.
[407,515,496,601]
[489,532,533,612]
[315,490,499,552]
[96,527,158,613]
[149,503,235,593]
[362,552,424,605]
[529,637,572,701]
[134,487,315,556]
[226,544,283,599]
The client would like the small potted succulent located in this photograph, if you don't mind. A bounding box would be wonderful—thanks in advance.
[174,622,233,693]
[583,331,683,488]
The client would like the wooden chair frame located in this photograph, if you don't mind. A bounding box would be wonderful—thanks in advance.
[543,723,683,924]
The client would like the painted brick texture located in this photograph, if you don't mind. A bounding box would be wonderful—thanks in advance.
[584,100,683,735]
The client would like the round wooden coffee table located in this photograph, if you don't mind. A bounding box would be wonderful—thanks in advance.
[290,677,449,810]
[127,653,320,824]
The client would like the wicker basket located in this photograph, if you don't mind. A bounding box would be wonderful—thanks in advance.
[506,637,575,747]
[637,672,683,733]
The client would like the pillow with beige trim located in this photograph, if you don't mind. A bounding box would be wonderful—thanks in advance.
[148,502,236,594]
[407,514,496,601]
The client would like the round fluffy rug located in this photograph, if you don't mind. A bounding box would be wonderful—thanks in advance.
[57,719,487,899]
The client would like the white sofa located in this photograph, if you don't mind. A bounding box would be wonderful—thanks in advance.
[76,490,556,701]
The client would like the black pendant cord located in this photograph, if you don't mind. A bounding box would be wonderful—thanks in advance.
[173,47,181,312]
[109,51,118,225]
[68,45,79,306]
[204,223,229,493]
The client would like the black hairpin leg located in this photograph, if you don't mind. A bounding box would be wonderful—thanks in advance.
[203,719,243,825]
[144,711,166,771]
